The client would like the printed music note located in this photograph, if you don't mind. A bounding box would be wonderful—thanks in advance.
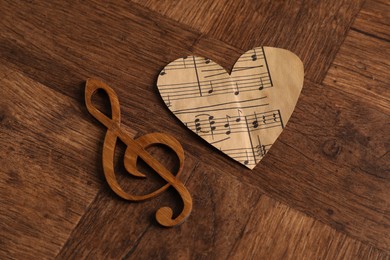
[273,112,277,121]
[251,49,257,61]
[220,146,257,167]
[184,109,282,138]
[234,82,240,95]
[209,115,216,137]
[182,56,188,68]
[243,151,249,165]
[85,78,192,227]
[252,112,259,129]
[158,47,273,102]
[208,81,214,94]
[224,115,231,135]
[195,118,201,134]
[256,135,265,157]
[236,109,243,122]
[259,76,264,90]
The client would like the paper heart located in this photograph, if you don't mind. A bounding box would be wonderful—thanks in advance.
[157,47,304,169]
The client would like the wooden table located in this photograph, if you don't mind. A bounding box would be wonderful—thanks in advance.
[1,0,389,259]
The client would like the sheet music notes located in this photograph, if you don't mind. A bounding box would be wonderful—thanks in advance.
[157,46,304,169]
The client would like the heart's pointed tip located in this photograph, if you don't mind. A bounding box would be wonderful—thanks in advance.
[239,160,257,170]
[246,164,256,170]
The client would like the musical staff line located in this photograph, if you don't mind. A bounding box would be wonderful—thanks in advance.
[160,76,271,95]
[162,84,272,101]
[210,136,230,145]
[219,142,272,166]
[160,81,271,101]
[159,72,270,88]
[232,65,263,72]
[184,110,283,138]
[173,96,268,115]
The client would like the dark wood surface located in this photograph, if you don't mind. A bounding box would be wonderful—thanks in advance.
[0,0,389,259]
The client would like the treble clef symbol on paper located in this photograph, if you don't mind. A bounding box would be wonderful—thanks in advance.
[85,78,192,227]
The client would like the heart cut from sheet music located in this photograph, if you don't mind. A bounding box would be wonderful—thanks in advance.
[157,47,304,169]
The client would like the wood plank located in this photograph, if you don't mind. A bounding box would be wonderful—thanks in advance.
[322,0,390,111]
[352,0,390,41]
[228,195,390,259]
[131,0,364,82]
[323,30,390,111]
[57,152,199,258]
[0,0,202,101]
[0,63,107,258]
[314,2,390,250]
[126,163,262,259]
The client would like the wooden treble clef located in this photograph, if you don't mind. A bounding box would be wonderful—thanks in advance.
[85,78,192,227]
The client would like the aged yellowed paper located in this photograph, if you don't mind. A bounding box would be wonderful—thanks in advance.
[157,47,304,169]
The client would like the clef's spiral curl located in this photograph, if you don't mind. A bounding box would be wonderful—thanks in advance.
[85,78,192,227]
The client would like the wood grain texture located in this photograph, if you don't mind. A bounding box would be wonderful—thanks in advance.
[323,2,390,111]
[57,150,198,259]
[0,63,104,258]
[352,0,390,41]
[229,195,390,259]
[0,0,202,102]
[0,0,389,258]
[132,0,364,82]
[126,163,389,259]
[126,163,262,259]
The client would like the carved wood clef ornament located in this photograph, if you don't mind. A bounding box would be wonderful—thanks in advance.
[85,78,192,227]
